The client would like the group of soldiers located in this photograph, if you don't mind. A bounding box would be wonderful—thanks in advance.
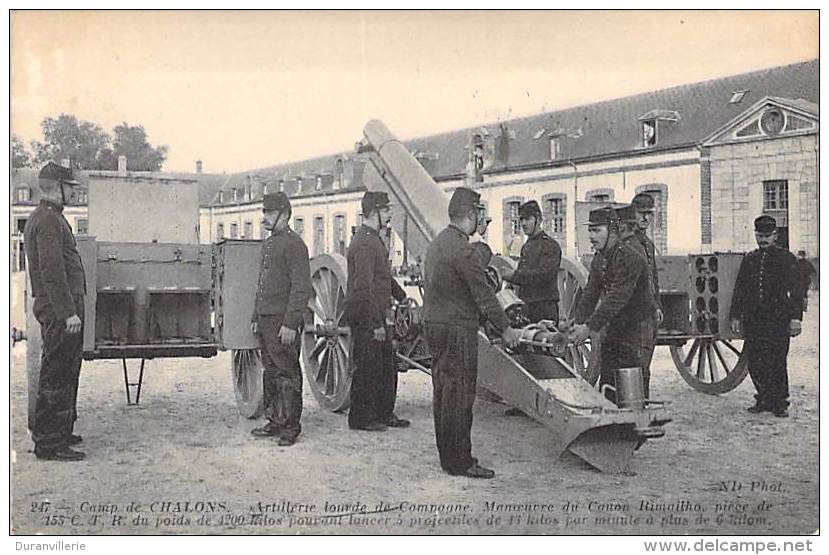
[25,160,807,474]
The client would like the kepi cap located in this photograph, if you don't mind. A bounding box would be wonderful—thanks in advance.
[584,206,619,227]
[754,215,777,233]
[631,193,655,212]
[518,200,542,219]
[263,192,291,212]
[616,204,638,223]
[448,187,485,217]
[38,161,80,186]
[361,191,392,214]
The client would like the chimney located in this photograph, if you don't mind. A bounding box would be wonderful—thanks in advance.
[117,155,127,176]
[195,160,203,174]
[60,158,71,168]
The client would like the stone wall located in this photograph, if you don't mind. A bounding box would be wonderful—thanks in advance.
[709,134,819,256]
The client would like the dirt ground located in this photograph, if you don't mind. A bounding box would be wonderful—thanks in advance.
[10,294,819,536]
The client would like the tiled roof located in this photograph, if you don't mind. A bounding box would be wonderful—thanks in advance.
[210,59,820,205]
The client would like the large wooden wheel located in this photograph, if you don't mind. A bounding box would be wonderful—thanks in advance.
[300,253,353,412]
[557,257,601,385]
[231,349,264,418]
[669,336,749,394]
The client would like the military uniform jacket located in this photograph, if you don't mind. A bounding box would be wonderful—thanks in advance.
[252,227,312,329]
[342,225,406,330]
[508,231,562,303]
[634,230,661,310]
[576,240,655,338]
[24,200,87,321]
[729,246,803,324]
[423,224,510,332]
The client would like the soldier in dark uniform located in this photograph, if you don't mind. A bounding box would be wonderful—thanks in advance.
[571,207,655,404]
[795,250,816,311]
[617,203,659,397]
[730,216,803,418]
[250,192,312,446]
[343,191,410,432]
[423,187,521,478]
[24,162,87,461]
[502,200,562,323]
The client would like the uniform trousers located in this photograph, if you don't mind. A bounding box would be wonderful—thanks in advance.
[425,323,478,473]
[348,325,397,428]
[639,317,657,398]
[599,324,644,405]
[257,316,303,439]
[744,318,790,412]
[524,300,559,325]
[32,296,84,454]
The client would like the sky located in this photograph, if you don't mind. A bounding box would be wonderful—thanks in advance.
[10,10,818,174]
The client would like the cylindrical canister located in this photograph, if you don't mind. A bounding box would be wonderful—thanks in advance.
[614,367,646,410]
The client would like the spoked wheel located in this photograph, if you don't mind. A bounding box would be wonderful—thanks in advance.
[669,336,749,394]
[232,348,264,418]
[558,256,601,385]
[300,253,353,412]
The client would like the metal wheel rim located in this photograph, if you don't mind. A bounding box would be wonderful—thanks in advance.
[557,256,600,385]
[669,337,749,394]
[300,253,353,412]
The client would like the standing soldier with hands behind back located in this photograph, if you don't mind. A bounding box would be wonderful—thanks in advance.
[343,191,410,432]
[423,187,522,479]
[25,162,87,461]
[250,192,312,446]
[730,215,803,418]
[501,200,562,323]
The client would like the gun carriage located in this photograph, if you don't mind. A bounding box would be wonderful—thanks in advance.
[21,120,747,474]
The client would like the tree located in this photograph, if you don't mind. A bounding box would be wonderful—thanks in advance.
[106,122,168,171]
[31,114,112,170]
[11,134,33,169]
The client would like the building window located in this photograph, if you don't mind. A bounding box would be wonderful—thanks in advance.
[243,221,253,238]
[245,183,252,201]
[230,223,238,238]
[217,191,224,204]
[316,176,323,191]
[15,187,30,202]
[75,218,88,235]
[502,197,524,257]
[333,214,347,255]
[586,189,615,203]
[278,180,285,192]
[217,223,225,239]
[313,216,325,256]
[636,183,669,254]
[296,177,303,192]
[542,193,567,249]
[77,190,87,204]
[642,120,657,147]
[549,138,561,161]
[294,217,305,239]
[763,180,789,210]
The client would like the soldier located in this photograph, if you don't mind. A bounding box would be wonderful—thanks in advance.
[502,200,562,323]
[250,192,312,446]
[343,191,410,432]
[617,203,658,397]
[24,162,87,461]
[730,216,803,418]
[571,207,655,404]
[795,250,816,311]
[423,187,521,478]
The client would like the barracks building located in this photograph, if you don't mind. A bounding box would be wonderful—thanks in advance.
[11,59,819,272]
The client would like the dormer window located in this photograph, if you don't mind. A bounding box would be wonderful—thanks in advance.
[217,191,224,204]
[642,120,657,148]
[549,137,561,160]
[316,176,323,191]
[15,187,30,202]
[729,90,749,104]
[279,180,285,192]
